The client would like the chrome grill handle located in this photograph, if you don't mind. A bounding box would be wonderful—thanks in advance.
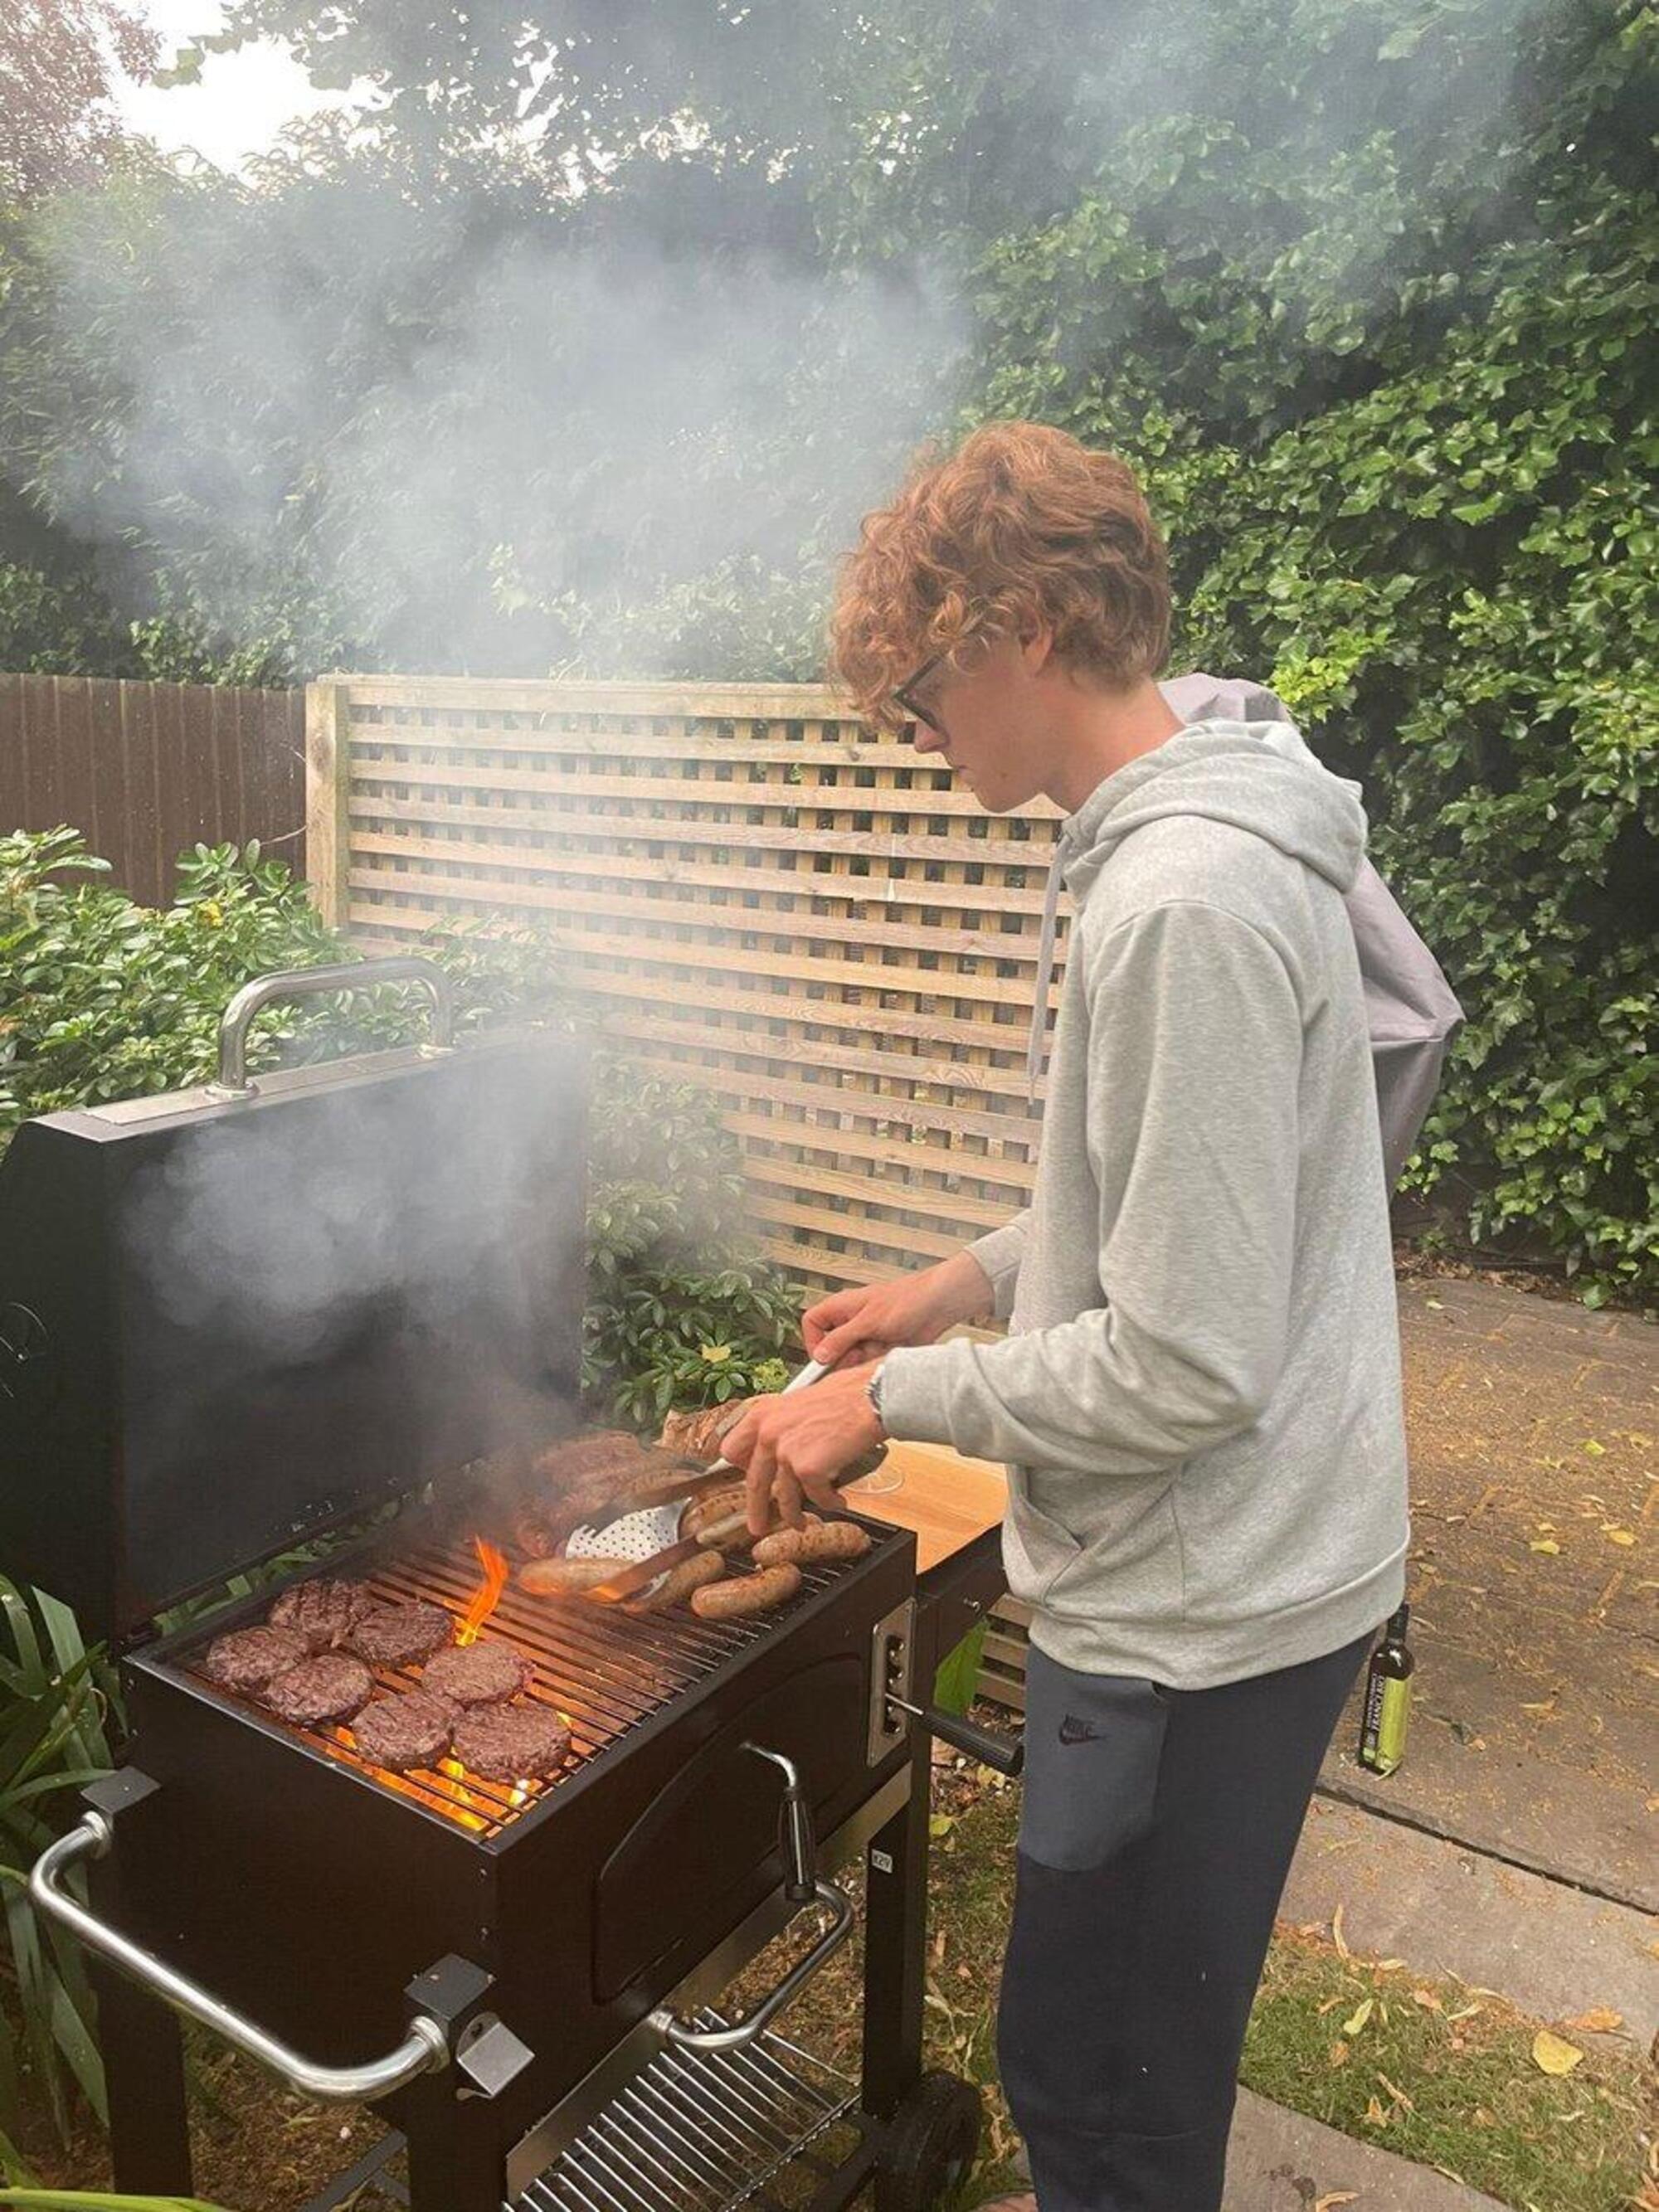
[646,1741,853,2054]
[31,1812,450,2102]
[646,1880,854,2056]
[207,956,456,1100]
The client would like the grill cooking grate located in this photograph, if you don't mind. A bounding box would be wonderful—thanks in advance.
[181,1533,870,1839]
[511,2014,859,2212]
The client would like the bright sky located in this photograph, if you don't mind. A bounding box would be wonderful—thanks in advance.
[114,0,363,171]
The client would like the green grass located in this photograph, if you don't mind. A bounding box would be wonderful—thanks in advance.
[1244,1931,1649,2212]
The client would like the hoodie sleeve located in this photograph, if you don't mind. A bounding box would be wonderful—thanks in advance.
[961,1209,1031,1323]
[876,902,1301,1472]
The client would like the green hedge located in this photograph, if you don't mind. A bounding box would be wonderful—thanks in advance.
[2,1,1653,1297]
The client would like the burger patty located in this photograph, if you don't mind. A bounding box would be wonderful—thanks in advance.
[352,1690,456,1772]
[452,1701,572,1782]
[202,1624,310,1694]
[263,1652,373,1727]
[422,1641,531,1708]
[268,1578,377,1651]
[348,1602,454,1670]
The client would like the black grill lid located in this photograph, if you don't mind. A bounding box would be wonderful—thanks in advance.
[0,961,590,1642]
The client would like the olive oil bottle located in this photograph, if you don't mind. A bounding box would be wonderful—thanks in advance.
[1358,1604,1414,1776]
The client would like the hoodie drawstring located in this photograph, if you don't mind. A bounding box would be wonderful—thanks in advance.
[1025,839,1068,1107]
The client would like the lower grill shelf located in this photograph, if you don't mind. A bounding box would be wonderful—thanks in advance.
[510,2015,861,2212]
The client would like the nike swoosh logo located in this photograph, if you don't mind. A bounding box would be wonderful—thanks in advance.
[1058,1715,1103,1745]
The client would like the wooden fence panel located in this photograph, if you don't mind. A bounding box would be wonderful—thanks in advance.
[315,675,1071,1296]
[0,673,306,906]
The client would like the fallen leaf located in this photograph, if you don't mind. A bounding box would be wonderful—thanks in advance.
[1327,2039,1350,2068]
[1377,2070,1416,2112]
[1564,2007,1623,2034]
[1603,1527,1637,1546]
[1411,1987,1443,2011]
[1341,1997,1374,2038]
[1520,1698,1558,1716]
[1331,1903,1350,1957]
[1314,2195,1360,2210]
[1531,2030,1584,2076]
[928,1813,956,1838]
[1529,1539,1561,1554]
[1363,2094,1389,2127]
[1472,2106,1496,2127]
[1583,1438,1606,1456]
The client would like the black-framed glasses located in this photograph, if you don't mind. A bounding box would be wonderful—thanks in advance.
[892,648,948,735]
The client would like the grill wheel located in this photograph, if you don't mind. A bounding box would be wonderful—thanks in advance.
[874,2068,984,2212]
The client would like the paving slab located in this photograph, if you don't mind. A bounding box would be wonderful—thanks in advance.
[1318,1278,1659,1909]
[1221,2088,1511,2210]
[1286,1796,1658,2050]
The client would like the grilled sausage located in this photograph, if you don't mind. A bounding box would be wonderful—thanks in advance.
[518,1553,630,1596]
[635,1549,727,1613]
[690,1563,802,1621]
[679,1482,771,1547]
[752,1519,870,1568]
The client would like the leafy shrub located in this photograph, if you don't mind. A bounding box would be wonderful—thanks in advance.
[0,1584,115,2148]
[583,1073,805,1428]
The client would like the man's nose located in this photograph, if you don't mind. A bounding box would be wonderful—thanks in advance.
[911,723,945,756]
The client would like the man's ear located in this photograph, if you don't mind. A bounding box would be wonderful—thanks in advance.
[1020,623,1055,678]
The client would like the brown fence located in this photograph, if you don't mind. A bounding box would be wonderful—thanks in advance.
[1,673,306,906]
[309,675,1071,1296]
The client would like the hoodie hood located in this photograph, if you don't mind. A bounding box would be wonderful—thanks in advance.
[1025,717,1370,1100]
[1059,718,1368,900]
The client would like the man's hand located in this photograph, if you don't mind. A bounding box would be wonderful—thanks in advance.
[803,1252,995,1369]
[717,1363,885,1534]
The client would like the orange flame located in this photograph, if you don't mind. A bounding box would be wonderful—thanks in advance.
[457,1538,509,1646]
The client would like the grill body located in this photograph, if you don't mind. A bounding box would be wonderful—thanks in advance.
[116,1520,914,2141]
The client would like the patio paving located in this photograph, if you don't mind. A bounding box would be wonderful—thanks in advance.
[1318,1274,1658,1912]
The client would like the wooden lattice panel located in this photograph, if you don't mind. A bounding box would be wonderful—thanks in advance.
[309,677,1065,1294]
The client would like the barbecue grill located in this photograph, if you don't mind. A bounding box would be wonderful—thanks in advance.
[0,959,1019,2212]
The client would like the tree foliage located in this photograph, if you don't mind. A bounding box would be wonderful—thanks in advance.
[0,0,157,204]
[0,0,1653,1295]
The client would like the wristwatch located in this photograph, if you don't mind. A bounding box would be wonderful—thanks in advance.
[865,1360,889,1439]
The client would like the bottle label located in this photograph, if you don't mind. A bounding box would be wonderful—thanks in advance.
[1360,1666,1409,1774]
[1374,1677,1410,1771]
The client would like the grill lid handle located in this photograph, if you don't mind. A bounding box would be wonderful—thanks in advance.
[207,956,457,1100]
[31,1810,450,2103]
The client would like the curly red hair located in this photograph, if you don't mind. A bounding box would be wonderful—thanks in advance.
[830,421,1170,730]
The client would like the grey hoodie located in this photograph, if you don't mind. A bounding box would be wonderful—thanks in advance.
[877,718,1410,1687]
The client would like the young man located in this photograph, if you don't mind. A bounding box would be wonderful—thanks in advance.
[718,421,1408,2211]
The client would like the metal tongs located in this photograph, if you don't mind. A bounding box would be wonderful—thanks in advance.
[561,1358,840,1602]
